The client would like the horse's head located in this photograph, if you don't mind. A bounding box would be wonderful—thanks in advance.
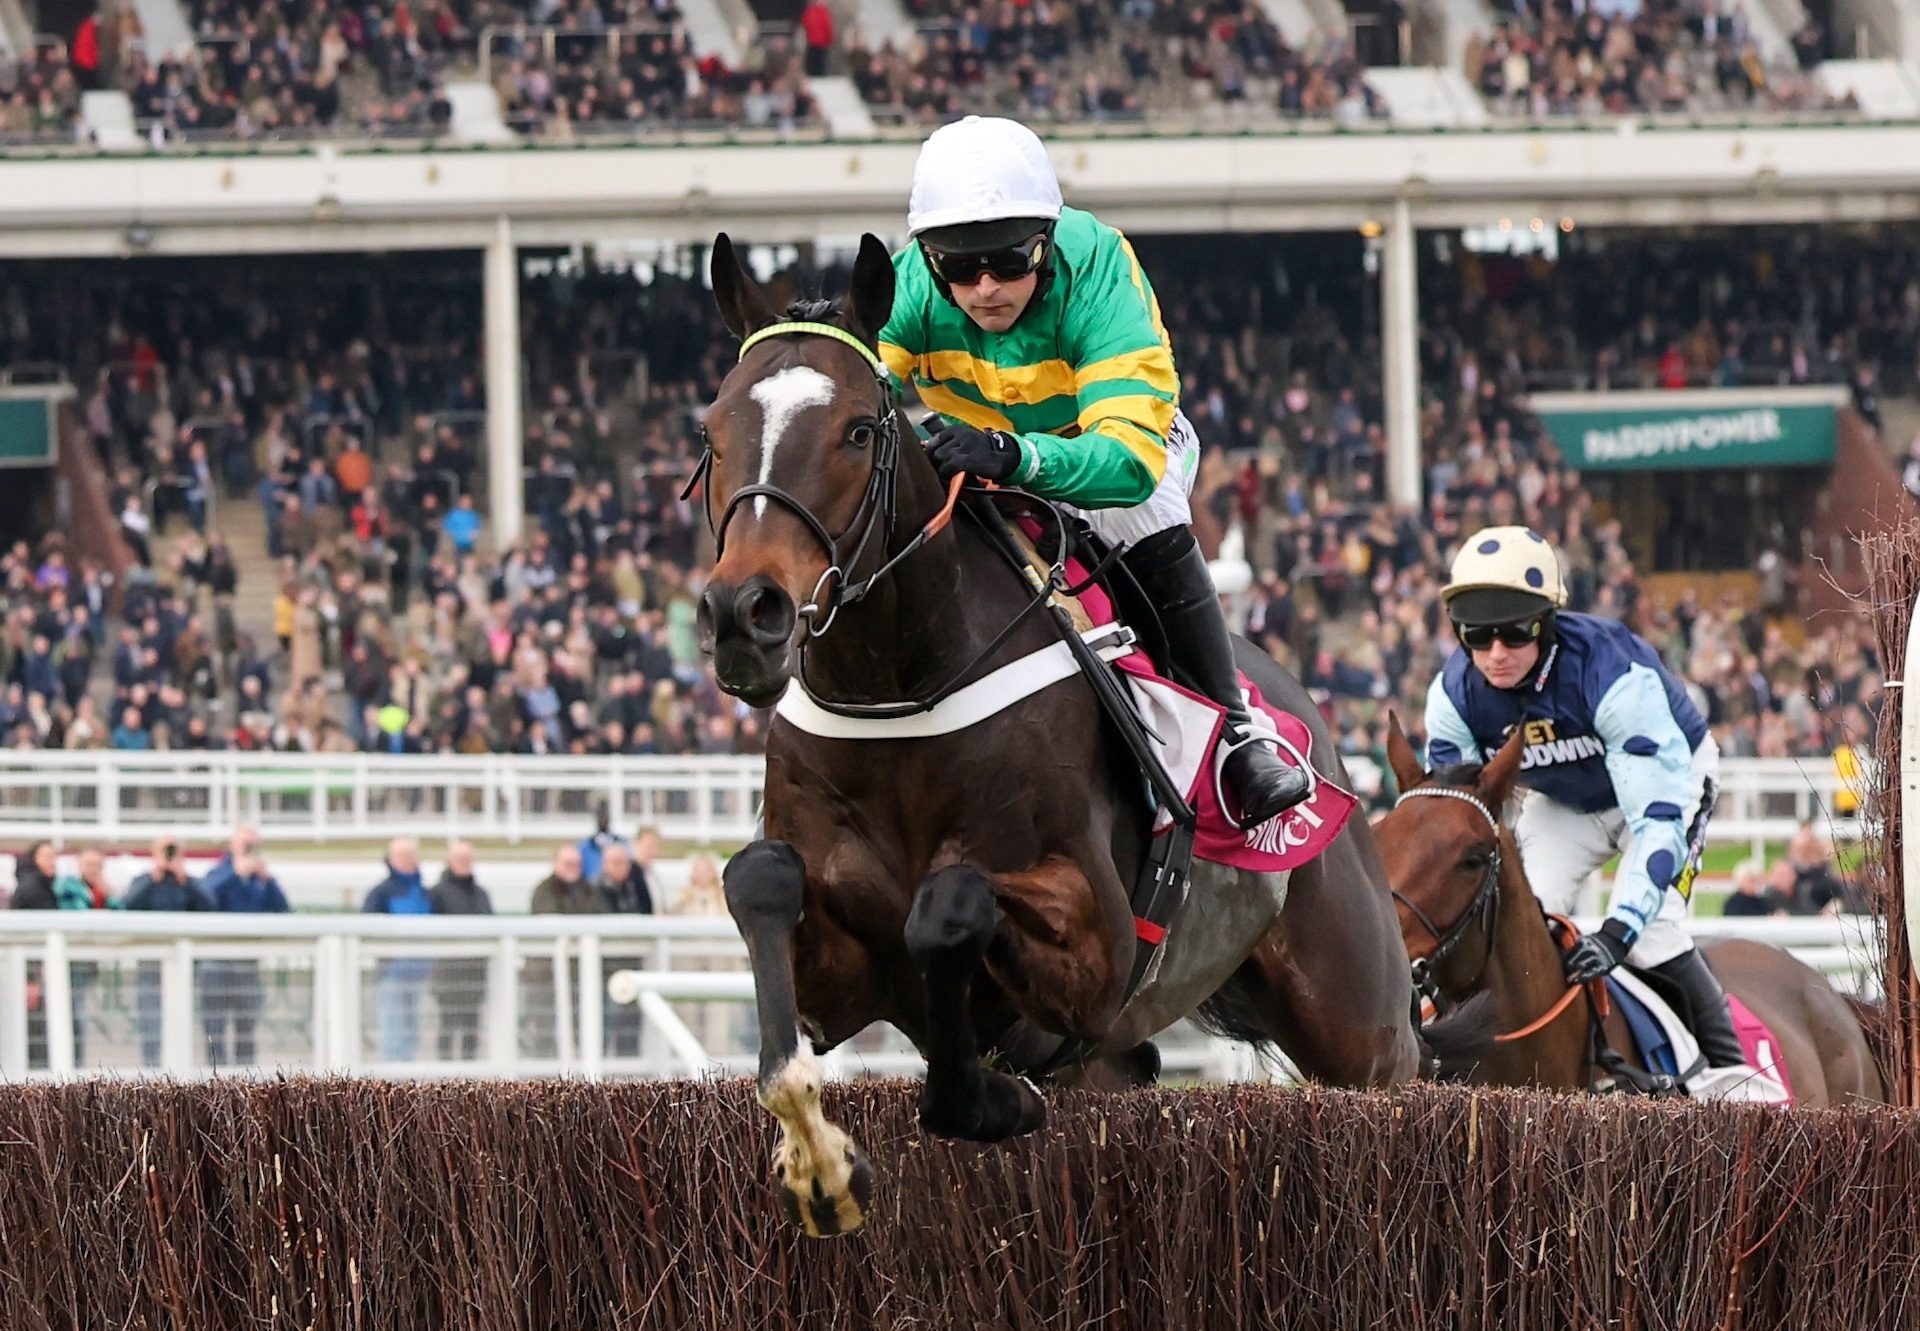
[1378,716,1525,975]
[696,232,898,706]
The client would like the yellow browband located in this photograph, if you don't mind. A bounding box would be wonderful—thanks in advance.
[736,320,887,375]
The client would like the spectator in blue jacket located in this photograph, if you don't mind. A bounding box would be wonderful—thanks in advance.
[125,836,214,1064]
[362,836,431,1063]
[443,493,481,555]
[577,801,630,882]
[198,825,290,1067]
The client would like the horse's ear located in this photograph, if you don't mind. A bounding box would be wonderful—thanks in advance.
[847,233,895,344]
[710,233,777,341]
[1480,724,1526,809]
[1385,712,1427,796]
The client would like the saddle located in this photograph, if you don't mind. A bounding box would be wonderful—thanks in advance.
[1542,916,1793,1104]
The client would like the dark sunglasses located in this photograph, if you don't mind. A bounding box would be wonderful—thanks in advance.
[922,234,1047,287]
[1455,618,1544,651]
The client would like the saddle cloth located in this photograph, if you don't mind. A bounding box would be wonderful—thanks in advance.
[1607,969,1794,1106]
[1069,551,1358,874]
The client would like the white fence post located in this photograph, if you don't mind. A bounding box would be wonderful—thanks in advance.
[42,931,73,1076]
[578,932,603,1081]
[552,936,574,1073]
[488,935,519,1075]
[162,938,195,1074]
[339,934,363,1070]
[0,946,28,1075]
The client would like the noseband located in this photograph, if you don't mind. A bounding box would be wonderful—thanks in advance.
[683,320,907,638]
[1391,784,1503,1010]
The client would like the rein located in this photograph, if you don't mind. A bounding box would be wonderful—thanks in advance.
[1393,781,1592,1047]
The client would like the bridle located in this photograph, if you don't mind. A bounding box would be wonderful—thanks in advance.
[684,315,1085,720]
[683,319,936,639]
[1394,778,1607,1055]
[1391,784,1503,1018]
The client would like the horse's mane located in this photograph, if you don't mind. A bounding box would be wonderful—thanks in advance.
[784,297,843,322]
[1428,761,1485,789]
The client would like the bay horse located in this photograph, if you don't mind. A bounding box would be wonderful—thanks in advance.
[696,232,1418,1236]
[1374,718,1883,1104]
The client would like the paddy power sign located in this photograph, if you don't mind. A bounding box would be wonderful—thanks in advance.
[1528,388,1846,472]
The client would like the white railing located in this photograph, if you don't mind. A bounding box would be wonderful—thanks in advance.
[0,751,1865,849]
[0,913,1880,1083]
[0,751,765,845]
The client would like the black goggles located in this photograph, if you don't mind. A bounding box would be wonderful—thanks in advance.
[921,234,1047,287]
[1455,617,1545,651]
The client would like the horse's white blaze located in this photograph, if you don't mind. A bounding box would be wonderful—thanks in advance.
[748,366,836,520]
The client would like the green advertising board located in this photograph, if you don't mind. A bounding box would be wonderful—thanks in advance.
[0,390,61,468]
[1528,389,1844,472]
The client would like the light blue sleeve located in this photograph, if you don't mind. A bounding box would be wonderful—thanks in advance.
[1593,663,1696,941]
[1422,673,1479,770]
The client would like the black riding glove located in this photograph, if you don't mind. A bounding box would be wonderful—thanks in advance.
[926,424,1022,484]
[1562,919,1634,985]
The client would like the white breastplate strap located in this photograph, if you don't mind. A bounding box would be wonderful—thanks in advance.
[775,626,1137,740]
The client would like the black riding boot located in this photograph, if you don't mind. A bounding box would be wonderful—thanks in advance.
[1121,526,1310,827]
[1649,947,1748,1069]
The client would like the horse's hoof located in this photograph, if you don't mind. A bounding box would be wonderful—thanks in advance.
[773,1139,874,1238]
[921,1070,1047,1143]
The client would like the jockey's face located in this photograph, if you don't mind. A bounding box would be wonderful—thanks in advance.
[951,268,1039,333]
[1470,637,1541,690]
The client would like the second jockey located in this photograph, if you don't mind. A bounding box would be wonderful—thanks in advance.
[877,115,1308,826]
[1422,525,1775,1095]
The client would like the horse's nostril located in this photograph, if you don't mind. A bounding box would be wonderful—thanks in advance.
[741,584,795,645]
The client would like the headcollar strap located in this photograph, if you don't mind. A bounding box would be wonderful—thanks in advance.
[737,321,889,378]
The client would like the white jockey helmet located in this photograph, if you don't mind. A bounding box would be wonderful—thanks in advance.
[907,116,1062,252]
[1443,526,1569,626]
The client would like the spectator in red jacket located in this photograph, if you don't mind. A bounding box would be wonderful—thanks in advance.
[800,0,835,77]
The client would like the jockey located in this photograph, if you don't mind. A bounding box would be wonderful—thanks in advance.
[877,115,1309,826]
[1422,526,1767,1087]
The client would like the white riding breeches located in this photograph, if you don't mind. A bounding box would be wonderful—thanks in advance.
[1513,734,1720,969]
[1058,409,1199,546]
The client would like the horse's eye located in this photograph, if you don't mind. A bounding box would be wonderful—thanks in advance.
[1461,851,1489,871]
[847,422,876,450]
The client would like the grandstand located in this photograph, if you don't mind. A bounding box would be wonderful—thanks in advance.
[0,0,1909,1086]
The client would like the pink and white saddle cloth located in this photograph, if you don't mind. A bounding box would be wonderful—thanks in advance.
[774,562,1356,875]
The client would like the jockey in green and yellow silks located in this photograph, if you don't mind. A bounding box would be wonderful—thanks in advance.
[877,116,1309,828]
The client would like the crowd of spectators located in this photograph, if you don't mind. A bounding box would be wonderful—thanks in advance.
[493,24,817,134]
[0,227,1897,787]
[0,45,92,141]
[1468,1,1846,120]
[851,0,1384,126]
[1,0,1875,144]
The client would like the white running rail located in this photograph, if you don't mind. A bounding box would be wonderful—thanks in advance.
[0,751,1865,852]
[0,913,1879,1083]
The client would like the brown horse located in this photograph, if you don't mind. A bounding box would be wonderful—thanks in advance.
[1374,719,1882,1104]
[696,232,1418,1236]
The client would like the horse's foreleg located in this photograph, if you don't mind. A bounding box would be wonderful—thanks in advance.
[905,865,1047,1142]
[723,839,873,1238]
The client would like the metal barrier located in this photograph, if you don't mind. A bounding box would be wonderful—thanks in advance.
[0,912,1878,1083]
[0,751,1860,850]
